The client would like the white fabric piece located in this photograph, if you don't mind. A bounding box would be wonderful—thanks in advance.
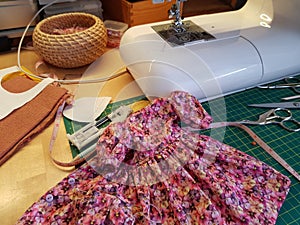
[63,97,111,122]
[0,66,54,120]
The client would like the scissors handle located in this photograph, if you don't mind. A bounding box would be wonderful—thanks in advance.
[280,118,300,132]
[238,108,288,125]
[258,76,300,90]
[291,86,300,94]
[270,108,292,120]
[265,108,300,132]
[285,77,300,94]
[237,108,299,132]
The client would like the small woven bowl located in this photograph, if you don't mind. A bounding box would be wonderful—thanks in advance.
[33,12,107,68]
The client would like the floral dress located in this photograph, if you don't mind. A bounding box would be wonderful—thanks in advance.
[16,91,291,225]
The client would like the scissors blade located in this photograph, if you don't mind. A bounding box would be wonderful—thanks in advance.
[281,95,300,101]
[248,102,300,109]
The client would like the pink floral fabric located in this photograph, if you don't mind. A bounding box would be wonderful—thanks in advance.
[17,91,291,225]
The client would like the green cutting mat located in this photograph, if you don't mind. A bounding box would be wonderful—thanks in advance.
[64,79,300,225]
[200,81,300,225]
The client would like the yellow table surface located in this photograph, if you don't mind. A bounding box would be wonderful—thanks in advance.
[0,49,143,225]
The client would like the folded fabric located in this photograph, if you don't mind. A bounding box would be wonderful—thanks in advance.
[0,75,70,166]
[16,91,291,224]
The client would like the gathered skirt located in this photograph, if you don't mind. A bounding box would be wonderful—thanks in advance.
[17,91,290,225]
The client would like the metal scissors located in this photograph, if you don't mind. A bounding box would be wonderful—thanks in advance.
[248,101,300,109]
[238,108,300,132]
[259,76,300,100]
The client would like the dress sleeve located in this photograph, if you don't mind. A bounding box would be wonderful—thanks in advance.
[168,91,212,129]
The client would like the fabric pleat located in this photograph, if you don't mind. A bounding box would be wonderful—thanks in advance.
[16,91,290,225]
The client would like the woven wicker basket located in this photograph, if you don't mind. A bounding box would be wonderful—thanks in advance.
[33,12,107,68]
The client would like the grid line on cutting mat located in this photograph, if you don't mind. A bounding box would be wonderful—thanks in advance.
[201,79,300,225]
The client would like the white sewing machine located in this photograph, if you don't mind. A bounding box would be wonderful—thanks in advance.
[119,0,300,100]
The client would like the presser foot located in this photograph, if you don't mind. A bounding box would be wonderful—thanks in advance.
[152,20,215,47]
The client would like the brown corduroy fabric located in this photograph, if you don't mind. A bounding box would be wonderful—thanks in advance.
[0,75,70,166]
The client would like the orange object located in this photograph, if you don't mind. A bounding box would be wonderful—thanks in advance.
[0,75,70,165]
